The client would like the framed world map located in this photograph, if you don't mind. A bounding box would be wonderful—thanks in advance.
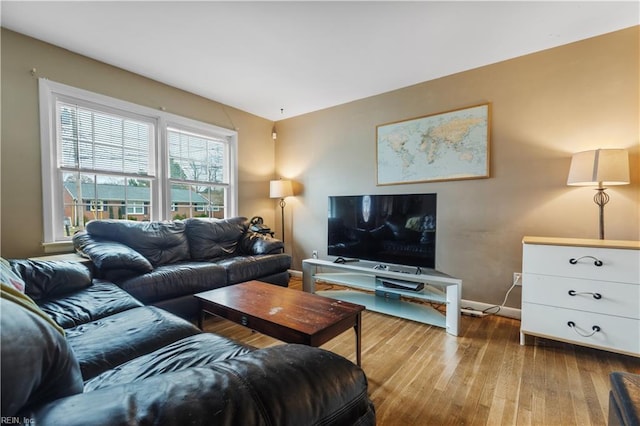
[376,103,491,185]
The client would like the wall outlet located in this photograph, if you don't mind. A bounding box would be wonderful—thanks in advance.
[312,250,318,259]
[513,272,522,286]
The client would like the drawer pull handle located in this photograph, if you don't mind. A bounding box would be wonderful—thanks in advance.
[567,321,601,337]
[567,290,602,300]
[569,256,603,267]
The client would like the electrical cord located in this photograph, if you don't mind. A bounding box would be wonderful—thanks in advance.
[481,275,519,315]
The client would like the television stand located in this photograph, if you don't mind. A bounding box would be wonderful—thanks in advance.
[302,258,461,336]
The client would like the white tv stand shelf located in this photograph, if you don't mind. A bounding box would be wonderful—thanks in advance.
[302,258,461,336]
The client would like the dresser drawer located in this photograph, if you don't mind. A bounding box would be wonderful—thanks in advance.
[523,244,640,284]
[521,303,640,356]
[522,274,640,319]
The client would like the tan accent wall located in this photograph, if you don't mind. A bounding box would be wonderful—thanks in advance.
[275,26,639,308]
[2,27,638,308]
[1,29,278,258]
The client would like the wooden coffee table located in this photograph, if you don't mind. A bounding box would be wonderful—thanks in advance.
[195,280,365,366]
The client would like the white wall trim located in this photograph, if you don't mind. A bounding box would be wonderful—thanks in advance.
[289,269,303,278]
[460,298,521,320]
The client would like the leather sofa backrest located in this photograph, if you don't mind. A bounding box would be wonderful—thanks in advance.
[184,217,248,261]
[85,220,190,267]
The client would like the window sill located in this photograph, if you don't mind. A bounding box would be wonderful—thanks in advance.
[42,241,75,254]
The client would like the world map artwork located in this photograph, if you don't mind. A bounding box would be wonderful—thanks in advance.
[376,104,490,185]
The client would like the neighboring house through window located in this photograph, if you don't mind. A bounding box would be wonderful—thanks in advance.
[40,79,238,244]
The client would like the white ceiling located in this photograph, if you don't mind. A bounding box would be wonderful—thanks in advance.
[2,1,638,121]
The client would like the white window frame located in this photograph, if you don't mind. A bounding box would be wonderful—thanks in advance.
[39,79,238,245]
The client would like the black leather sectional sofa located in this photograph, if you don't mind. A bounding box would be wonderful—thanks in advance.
[73,217,291,319]
[1,258,375,425]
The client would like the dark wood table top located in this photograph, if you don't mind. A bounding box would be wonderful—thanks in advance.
[195,280,365,347]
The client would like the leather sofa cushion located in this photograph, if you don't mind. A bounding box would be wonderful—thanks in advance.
[1,257,26,292]
[185,217,247,260]
[38,280,143,329]
[218,254,292,284]
[1,296,83,417]
[65,306,200,380]
[85,220,190,267]
[10,259,91,302]
[32,345,375,426]
[73,232,153,279]
[118,262,228,304]
[84,333,253,391]
[217,344,375,425]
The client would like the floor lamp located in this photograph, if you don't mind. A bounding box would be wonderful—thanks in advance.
[567,149,630,240]
[270,179,293,244]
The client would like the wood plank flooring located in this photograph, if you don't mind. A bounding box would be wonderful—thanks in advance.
[203,278,640,425]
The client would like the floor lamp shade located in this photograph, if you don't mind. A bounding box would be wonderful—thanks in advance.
[567,149,630,187]
[269,180,293,245]
[269,180,293,199]
[566,149,630,240]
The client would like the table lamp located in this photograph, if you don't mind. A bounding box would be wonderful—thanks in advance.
[567,148,630,239]
[269,179,293,244]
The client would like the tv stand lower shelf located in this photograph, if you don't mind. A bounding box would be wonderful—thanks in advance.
[302,259,461,336]
[317,289,446,329]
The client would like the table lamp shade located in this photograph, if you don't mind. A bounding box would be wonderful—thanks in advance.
[567,149,630,187]
[270,180,293,199]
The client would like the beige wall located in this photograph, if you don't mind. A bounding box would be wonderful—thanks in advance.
[275,27,639,308]
[1,29,278,258]
[2,27,638,308]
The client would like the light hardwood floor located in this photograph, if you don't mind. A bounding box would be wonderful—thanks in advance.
[203,278,639,425]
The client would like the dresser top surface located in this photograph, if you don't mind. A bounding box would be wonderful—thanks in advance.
[523,236,640,250]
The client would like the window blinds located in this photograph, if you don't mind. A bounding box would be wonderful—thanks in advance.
[58,102,153,176]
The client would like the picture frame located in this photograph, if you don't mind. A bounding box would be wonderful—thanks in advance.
[376,103,491,185]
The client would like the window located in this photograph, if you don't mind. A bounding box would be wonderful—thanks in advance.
[168,127,229,219]
[126,202,146,215]
[88,200,104,212]
[40,79,238,244]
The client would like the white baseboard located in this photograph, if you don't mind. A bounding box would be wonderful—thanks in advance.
[287,269,521,320]
[460,299,521,320]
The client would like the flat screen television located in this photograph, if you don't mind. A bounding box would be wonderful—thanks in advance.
[328,193,436,269]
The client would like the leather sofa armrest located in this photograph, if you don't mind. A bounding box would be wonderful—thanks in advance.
[73,231,153,278]
[30,345,374,426]
[240,231,284,255]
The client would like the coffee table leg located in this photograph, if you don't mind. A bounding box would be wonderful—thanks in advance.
[355,312,362,367]
[198,310,204,330]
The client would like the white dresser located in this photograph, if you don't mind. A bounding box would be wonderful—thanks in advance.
[521,236,640,357]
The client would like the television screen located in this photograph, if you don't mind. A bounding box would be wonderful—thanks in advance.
[328,193,436,268]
